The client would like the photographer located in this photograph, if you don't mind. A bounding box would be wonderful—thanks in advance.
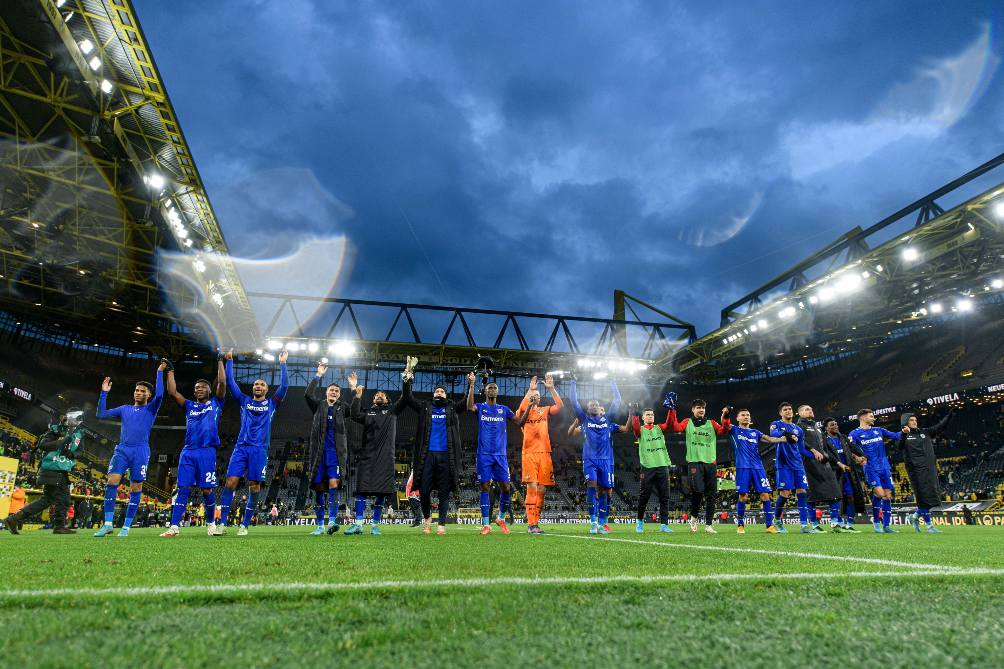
[2,409,85,535]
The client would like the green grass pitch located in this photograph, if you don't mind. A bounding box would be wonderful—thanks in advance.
[3,523,1004,668]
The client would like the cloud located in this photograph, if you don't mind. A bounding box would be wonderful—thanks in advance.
[781,23,999,180]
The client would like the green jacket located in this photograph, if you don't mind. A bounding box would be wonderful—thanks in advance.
[37,428,84,473]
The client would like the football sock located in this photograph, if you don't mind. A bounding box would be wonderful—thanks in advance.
[372,495,384,524]
[203,490,215,525]
[872,495,882,523]
[123,491,141,528]
[354,495,367,522]
[763,499,774,527]
[882,498,892,528]
[499,491,511,520]
[775,494,787,523]
[919,507,932,525]
[480,491,490,525]
[796,491,808,525]
[597,491,610,525]
[327,487,339,524]
[314,490,325,525]
[171,486,192,527]
[829,500,841,525]
[242,489,258,528]
[587,487,597,522]
[219,488,234,526]
[103,484,117,525]
[736,500,746,526]
[844,499,855,526]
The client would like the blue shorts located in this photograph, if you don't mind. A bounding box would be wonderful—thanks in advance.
[108,445,150,482]
[311,449,341,485]
[177,447,217,489]
[776,465,808,491]
[583,458,615,489]
[736,466,771,494]
[476,453,510,483]
[226,445,268,482]
[864,464,894,491]
[841,472,854,496]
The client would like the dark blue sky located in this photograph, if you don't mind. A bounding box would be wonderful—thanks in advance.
[136,1,1004,336]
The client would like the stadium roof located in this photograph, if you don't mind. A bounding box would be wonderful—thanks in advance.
[0,0,257,355]
[665,154,1004,382]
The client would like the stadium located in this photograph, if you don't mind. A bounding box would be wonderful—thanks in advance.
[2,1,1004,667]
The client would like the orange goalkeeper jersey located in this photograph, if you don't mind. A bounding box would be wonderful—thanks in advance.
[517,395,563,454]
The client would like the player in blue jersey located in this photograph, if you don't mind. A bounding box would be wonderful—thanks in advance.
[847,409,908,533]
[769,402,825,534]
[729,409,796,535]
[160,356,226,537]
[569,378,627,535]
[217,349,289,536]
[466,376,520,535]
[93,360,167,537]
[304,360,353,536]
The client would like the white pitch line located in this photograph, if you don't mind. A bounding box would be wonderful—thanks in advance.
[545,532,965,572]
[1,569,1004,601]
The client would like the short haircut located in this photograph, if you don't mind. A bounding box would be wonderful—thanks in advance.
[778,402,792,412]
[642,407,655,414]
[736,408,751,414]
[135,381,154,393]
[194,378,211,387]
[434,385,448,393]
[797,404,811,412]
[691,399,706,409]
[326,383,341,390]
[823,417,839,427]
[857,409,873,418]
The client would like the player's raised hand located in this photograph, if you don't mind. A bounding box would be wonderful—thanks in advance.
[317,361,328,376]
[544,373,555,389]
[354,386,365,399]
[101,377,112,392]
[901,425,911,434]
[225,349,234,361]
[720,406,730,419]
[467,372,476,385]
[529,376,538,392]
[347,371,358,389]
[278,350,289,364]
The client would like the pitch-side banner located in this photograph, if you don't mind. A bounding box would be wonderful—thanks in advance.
[0,455,18,517]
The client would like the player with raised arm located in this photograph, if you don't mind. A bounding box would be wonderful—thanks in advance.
[848,409,908,533]
[729,409,795,534]
[217,349,289,536]
[630,407,675,534]
[568,378,626,535]
[899,410,952,534]
[303,360,352,536]
[516,374,563,535]
[770,402,826,534]
[402,359,469,536]
[93,360,166,537]
[160,356,226,537]
[663,394,731,534]
[346,366,414,535]
[468,377,521,535]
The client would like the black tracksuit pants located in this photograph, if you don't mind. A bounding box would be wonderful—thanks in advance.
[17,475,71,526]
[420,450,452,525]
[688,462,718,525]
[637,466,670,524]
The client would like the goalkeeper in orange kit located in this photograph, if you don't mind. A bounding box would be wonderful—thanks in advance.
[516,374,563,534]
